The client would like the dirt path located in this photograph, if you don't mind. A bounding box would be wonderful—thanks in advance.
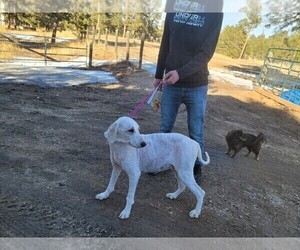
[0,62,299,237]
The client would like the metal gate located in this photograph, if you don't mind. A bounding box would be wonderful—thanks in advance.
[0,32,88,67]
[258,48,300,105]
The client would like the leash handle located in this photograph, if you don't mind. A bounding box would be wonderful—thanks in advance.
[129,82,163,118]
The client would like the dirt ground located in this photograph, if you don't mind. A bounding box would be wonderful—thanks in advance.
[0,60,299,237]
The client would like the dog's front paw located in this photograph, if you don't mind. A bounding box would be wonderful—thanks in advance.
[95,192,109,200]
[166,192,177,200]
[189,209,201,218]
[119,209,131,219]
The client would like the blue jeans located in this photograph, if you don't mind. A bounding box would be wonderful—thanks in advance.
[160,85,208,158]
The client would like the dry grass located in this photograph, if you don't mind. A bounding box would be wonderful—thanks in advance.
[0,43,24,60]
[0,27,160,63]
[91,38,160,63]
[0,27,263,70]
[45,41,87,61]
[0,26,77,39]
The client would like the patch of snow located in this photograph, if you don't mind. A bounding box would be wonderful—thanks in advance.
[4,33,76,43]
[210,68,255,90]
[131,59,157,75]
[131,59,255,90]
[0,57,258,89]
[0,57,117,88]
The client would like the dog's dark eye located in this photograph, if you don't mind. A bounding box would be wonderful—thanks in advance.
[128,128,134,133]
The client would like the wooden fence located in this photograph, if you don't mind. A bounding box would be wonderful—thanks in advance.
[86,27,159,69]
[0,29,160,70]
[0,32,88,66]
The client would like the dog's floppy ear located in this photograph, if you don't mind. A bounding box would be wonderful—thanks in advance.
[104,122,119,144]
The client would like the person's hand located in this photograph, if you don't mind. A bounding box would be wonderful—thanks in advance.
[153,78,162,87]
[163,70,179,85]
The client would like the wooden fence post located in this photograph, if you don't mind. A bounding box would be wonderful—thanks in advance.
[139,33,145,69]
[92,25,96,45]
[88,42,93,69]
[115,29,119,59]
[44,37,48,66]
[126,31,130,62]
[105,28,108,51]
[86,28,89,40]
[97,28,101,44]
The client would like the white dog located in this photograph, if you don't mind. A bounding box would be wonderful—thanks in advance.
[95,116,210,219]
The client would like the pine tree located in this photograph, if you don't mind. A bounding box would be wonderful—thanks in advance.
[238,0,262,59]
[266,0,300,32]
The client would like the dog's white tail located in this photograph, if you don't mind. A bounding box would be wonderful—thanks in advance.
[197,144,210,166]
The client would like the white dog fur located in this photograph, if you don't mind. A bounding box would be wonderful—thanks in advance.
[95,116,210,219]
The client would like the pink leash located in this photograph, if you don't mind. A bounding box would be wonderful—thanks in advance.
[129,82,163,118]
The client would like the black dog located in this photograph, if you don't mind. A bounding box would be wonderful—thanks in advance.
[226,130,267,160]
[243,132,267,160]
[225,130,245,157]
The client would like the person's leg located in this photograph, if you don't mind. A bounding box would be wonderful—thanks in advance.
[183,85,208,181]
[160,85,182,133]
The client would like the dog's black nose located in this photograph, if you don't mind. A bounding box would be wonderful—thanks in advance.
[141,141,147,147]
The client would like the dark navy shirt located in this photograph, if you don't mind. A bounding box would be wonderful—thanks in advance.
[155,11,223,88]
